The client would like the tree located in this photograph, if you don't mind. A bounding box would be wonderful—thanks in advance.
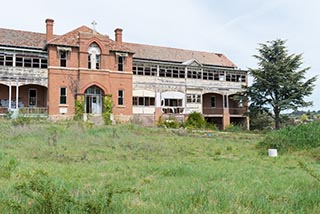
[243,39,317,129]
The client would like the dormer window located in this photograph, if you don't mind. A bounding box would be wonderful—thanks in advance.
[116,52,128,71]
[57,47,71,68]
[118,56,124,71]
[88,43,101,70]
[60,51,67,67]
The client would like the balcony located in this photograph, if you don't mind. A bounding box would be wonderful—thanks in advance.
[229,107,247,116]
[203,107,246,116]
[0,107,48,117]
[202,107,224,115]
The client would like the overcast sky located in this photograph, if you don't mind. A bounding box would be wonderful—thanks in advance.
[1,0,319,110]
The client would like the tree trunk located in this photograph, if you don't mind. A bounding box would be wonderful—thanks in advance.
[274,108,281,130]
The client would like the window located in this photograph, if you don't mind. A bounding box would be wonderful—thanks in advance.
[211,97,216,108]
[60,88,67,104]
[118,56,124,71]
[88,43,101,69]
[187,94,201,103]
[118,90,124,105]
[29,89,37,107]
[164,99,183,107]
[60,51,67,67]
[41,58,48,68]
[16,57,23,67]
[0,55,4,66]
[5,55,13,66]
[95,55,100,69]
[132,97,155,106]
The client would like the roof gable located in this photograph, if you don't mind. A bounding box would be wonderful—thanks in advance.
[182,58,202,66]
[48,26,133,53]
[48,25,94,46]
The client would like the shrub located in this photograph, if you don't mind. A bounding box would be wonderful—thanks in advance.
[102,95,113,125]
[185,112,207,129]
[74,95,85,121]
[258,121,320,152]
[157,116,180,128]
[224,123,246,132]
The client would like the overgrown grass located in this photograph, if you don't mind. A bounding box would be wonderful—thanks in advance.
[258,121,320,152]
[0,119,320,213]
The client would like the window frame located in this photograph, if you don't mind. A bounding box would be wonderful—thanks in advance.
[118,90,124,106]
[60,87,67,104]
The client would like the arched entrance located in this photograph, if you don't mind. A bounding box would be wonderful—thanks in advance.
[85,85,103,114]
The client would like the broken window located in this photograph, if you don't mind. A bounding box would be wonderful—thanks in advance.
[187,94,201,103]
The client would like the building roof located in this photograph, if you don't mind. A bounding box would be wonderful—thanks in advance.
[0,28,48,49]
[48,25,133,52]
[124,42,237,68]
[0,26,237,67]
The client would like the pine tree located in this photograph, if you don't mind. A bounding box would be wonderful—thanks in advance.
[245,39,316,129]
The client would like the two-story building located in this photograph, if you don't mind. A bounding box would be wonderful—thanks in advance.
[0,19,248,129]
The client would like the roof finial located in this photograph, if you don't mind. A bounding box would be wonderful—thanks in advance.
[91,20,97,33]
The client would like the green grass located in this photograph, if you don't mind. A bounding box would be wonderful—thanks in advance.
[0,119,320,213]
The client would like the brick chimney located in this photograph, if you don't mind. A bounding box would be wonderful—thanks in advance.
[114,28,123,43]
[45,18,54,42]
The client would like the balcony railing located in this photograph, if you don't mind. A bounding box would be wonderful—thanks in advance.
[19,107,48,116]
[202,107,247,116]
[202,107,224,115]
[229,107,246,115]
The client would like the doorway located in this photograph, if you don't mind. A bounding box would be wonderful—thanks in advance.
[85,86,103,114]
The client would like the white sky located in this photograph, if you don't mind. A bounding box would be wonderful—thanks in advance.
[1,0,319,110]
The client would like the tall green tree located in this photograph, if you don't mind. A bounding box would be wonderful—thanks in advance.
[244,39,317,129]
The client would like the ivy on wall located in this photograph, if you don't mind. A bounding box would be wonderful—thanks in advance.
[74,95,85,120]
[103,95,113,125]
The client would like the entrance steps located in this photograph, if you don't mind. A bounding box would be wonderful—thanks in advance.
[86,114,104,126]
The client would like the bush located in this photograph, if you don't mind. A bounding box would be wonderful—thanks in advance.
[185,112,207,129]
[258,121,320,152]
[225,123,246,132]
[157,116,180,128]
[102,95,113,125]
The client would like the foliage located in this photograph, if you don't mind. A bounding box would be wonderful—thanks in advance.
[74,95,85,121]
[102,95,113,125]
[3,170,135,213]
[224,123,247,132]
[185,112,207,129]
[258,121,320,152]
[239,39,317,129]
[11,116,31,126]
[248,107,273,130]
[299,113,309,122]
[157,116,180,128]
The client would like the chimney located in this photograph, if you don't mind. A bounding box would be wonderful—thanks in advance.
[45,18,54,42]
[114,28,123,43]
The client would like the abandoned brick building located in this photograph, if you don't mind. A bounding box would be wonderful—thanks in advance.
[0,19,248,129]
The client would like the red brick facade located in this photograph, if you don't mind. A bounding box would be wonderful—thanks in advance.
[46,20,133,121]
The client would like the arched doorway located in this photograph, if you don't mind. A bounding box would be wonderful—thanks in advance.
[85,85,103,114]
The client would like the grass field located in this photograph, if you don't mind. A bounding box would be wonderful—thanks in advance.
[0,119,320,213]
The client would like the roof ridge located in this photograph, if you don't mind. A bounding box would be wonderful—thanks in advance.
[0,27,46,36]
[124,42,220,56]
